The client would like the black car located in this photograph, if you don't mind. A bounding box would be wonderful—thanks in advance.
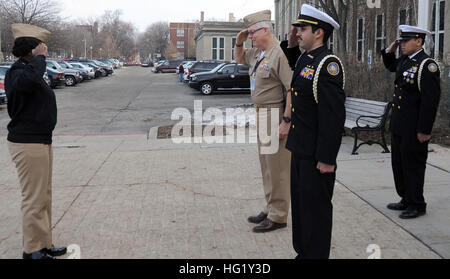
[46,67,66,89]
[189,63,250,95]
[188,61,223,78]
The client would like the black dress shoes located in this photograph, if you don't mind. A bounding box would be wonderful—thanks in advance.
[44,245,67,257]
[252,219,287,233]
[387,202,408,211]
[23,245,67,259]
[248,212,268,224]
[400,208,426,219]
[23,250,55,260]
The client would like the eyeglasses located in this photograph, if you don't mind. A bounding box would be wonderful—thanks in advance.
[248,27,265,35]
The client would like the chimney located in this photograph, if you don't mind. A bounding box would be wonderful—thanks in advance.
[200,11,204,23]
[229,13,236,22]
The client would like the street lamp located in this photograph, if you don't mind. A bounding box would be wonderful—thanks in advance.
[90,46,93,59]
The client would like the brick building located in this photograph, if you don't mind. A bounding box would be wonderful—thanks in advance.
[169,22,200,60]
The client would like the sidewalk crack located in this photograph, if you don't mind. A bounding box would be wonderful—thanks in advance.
[52,139,125,230]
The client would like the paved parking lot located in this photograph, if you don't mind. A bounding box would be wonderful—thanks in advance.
[0,67,252,135]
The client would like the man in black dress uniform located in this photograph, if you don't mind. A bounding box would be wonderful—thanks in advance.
[281,4,346,259]
[382,25,441,219]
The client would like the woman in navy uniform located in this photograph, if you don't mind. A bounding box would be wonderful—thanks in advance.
[381,25,441,219]
[281,5,346,259]
[6,24,67,259]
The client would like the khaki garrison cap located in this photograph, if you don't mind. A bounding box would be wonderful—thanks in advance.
[12,23,51,42]
[243,10,271,28]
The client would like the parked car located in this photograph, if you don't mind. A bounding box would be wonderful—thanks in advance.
[0,62,14,67]
[1,64,50,87]
[188,61,223,78]
[95,60,115,74]
[58,60,91,81]
[80,62,104,78]
[154,60,183,73]
[72,59,112,76]
[189,63,250,95]
[141,61,153,67]
[151,60,165,72]
[183,61,196,82]
[46,67,66,89]
[0,66,9,79]
[47,60,82,86]
[0,79,6,105]
[69,62,95,80]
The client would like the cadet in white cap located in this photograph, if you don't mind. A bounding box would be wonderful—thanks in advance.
[235,10,293,233]
[5,24,67,259]
[281,4,346,259]
[382,25,441,220]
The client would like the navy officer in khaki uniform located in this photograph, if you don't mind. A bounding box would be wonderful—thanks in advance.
[281,4,346,259]
[235,10,293,233]
[382,25,441,219]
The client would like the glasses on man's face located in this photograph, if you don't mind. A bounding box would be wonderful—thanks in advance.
[248,27,265,35]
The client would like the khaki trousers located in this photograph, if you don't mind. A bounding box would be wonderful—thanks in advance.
[256,104,291,224]
[8,141,53,254]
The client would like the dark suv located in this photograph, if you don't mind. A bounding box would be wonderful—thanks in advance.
[189,63,250,95]
[154,60,183,73]
[188,61,223,78]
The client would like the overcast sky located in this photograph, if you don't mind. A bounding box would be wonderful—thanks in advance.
[61,0,275,32]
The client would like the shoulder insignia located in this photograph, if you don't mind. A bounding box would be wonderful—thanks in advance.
[418,58,440,92]
[428,63,438,73]
[313,55,345,104]
[327,62,340,76]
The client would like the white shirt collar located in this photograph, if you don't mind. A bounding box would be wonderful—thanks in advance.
[409,49,423,59]
[259,51,265,59]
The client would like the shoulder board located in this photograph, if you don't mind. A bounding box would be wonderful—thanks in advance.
[312,55,345,104]
[418,58,440,92]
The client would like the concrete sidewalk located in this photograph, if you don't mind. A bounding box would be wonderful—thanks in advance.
[0,130,448,259]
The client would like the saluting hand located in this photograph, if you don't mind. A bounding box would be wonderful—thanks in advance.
[32,43,48,57]
[317,162,336,174]
[288,26,299,48]
[236,29,249,46]
[387,40,400,53]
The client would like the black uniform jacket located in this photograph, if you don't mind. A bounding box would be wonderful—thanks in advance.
[381,49,441,137]
[5,55,57,144]
[281,43,346,166]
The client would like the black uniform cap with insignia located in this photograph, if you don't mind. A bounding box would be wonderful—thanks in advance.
[398,25,431,42]
[292,4,340,32]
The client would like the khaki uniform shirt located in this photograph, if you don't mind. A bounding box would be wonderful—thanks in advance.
[242,37,292,105]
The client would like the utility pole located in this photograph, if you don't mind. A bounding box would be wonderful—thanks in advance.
[0,22,4,61]
[83,34,87,59]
